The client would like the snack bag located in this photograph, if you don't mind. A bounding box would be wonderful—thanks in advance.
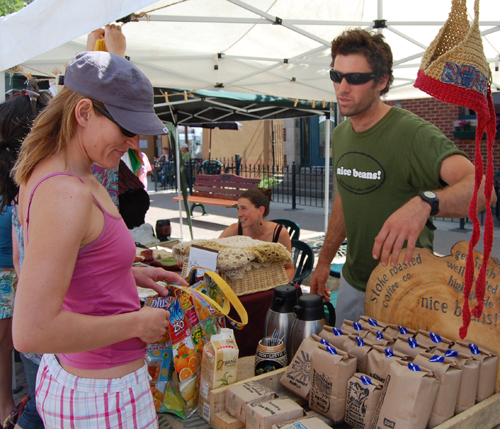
[144,270,247,419]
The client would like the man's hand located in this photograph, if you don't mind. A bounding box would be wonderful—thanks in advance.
[86,25,126,58]
[86,28,105,51]
[372,196,431,268]
[104,24,126,58]
[132,266,188,296]
[309,263,332,301]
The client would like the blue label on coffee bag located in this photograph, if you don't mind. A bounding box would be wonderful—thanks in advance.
[333,328,343,336]
[445,350,458,358]
[385,348,394,358]
[398,325,408,335]
[361,375,372,385]
[408,338,418,349]
[408,363,420,371]
[368,318,378,327]
[356,337,365,347]
[376,331,384,340]
[430,332,442,343]
[430,355,445,363]
[326,346,338,355]
[469,344,480,355]
[353,322,363,331]
[320,338,330,346]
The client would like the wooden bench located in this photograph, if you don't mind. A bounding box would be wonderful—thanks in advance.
[172,173,260,216]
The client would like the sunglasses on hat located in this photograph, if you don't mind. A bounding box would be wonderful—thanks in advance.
[330,70,375,85]
[92,103,137,138]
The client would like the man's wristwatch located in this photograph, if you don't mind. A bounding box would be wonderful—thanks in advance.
[419,191,439,216]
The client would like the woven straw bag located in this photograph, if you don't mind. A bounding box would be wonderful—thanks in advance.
[181,262,289,296]
[414,0,497,339]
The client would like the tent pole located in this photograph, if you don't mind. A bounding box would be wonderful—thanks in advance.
[324,111,331,234]
[377,0,383,33]
[175,126,184,241]
[0,71,5,103]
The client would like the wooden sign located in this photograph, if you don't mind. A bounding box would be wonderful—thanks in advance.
[365,241,500,391]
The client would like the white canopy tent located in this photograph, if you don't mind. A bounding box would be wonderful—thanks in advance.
[1,0,499,101]
[1,0,499,236]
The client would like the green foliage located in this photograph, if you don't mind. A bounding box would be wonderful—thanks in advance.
[0,0,29,16]
[259,174,281,189]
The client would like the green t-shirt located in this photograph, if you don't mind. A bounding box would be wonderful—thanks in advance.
[333,107,467,292]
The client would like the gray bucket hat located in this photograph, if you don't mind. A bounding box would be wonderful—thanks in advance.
[64,51,168,136]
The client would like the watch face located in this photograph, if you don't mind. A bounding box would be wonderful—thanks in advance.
[423,191,437,198]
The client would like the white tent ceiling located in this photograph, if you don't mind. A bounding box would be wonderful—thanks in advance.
[1,0,499,106]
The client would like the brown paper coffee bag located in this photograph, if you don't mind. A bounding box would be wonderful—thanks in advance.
[434,347,479,414]
[451,340,498,402]
[280,334,323,400]
[370,360,439,429]
[393,335,428,359]
[341,320,370,337]
[366,345,409,384]
[342,334,375,373]
[414,330,453,352]
[364,328,393,347]
[246,398,305,429]
[357,315,388,331]
[383,324,416,341]
[308,344,357,424]
[345,373,383,429]
[413,352,462,428]
[318,325,349,350]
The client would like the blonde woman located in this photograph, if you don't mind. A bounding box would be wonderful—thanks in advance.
[12,52,182,428]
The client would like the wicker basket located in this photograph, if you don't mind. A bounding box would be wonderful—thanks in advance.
[182,262,289,296]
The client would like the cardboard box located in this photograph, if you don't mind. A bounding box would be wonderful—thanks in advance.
[246,398,306,429]
[272,416,332,429]
[200,328,239,402]
[225,381,277,423]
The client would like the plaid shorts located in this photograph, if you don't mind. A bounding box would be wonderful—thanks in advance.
[0,269,16,319]
[36,354,158,429]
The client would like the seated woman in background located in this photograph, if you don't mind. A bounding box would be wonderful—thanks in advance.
[220,187,295,281]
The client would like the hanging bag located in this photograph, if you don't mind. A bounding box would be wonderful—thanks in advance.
[144,268,248,418]
[414,0,497,339]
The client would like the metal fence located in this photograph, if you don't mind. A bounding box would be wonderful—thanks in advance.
[152,157,499,226]
[152,157,335,208]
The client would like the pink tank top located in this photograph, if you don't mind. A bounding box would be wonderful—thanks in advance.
[26,172,146,369]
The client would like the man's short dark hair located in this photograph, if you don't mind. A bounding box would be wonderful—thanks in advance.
[330,28,394,96]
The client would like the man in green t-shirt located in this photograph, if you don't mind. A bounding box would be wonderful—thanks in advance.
[310,29,496,327]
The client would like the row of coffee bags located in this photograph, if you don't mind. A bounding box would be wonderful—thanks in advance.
[279,316,498,429]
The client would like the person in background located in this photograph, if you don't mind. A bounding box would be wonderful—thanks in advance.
[159,146,169,162]
[220,187,295,281]
[10,50,182,428]
[309,29,494,327]
[0,84,51,429]
[180,142,190,163]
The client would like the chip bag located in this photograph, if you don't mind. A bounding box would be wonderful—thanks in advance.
[144,268,248,418]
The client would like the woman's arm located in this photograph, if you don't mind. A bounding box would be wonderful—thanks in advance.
[13,178,169,354]
[219,223,239,238]
[12,225,20,276]
[132,265,188,296]
[276,226,295,282]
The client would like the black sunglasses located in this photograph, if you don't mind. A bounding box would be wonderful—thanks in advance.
[330,70,375,85]
[92,103,137,138]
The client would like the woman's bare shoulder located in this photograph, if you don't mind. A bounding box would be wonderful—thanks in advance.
[220,223,239,238]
